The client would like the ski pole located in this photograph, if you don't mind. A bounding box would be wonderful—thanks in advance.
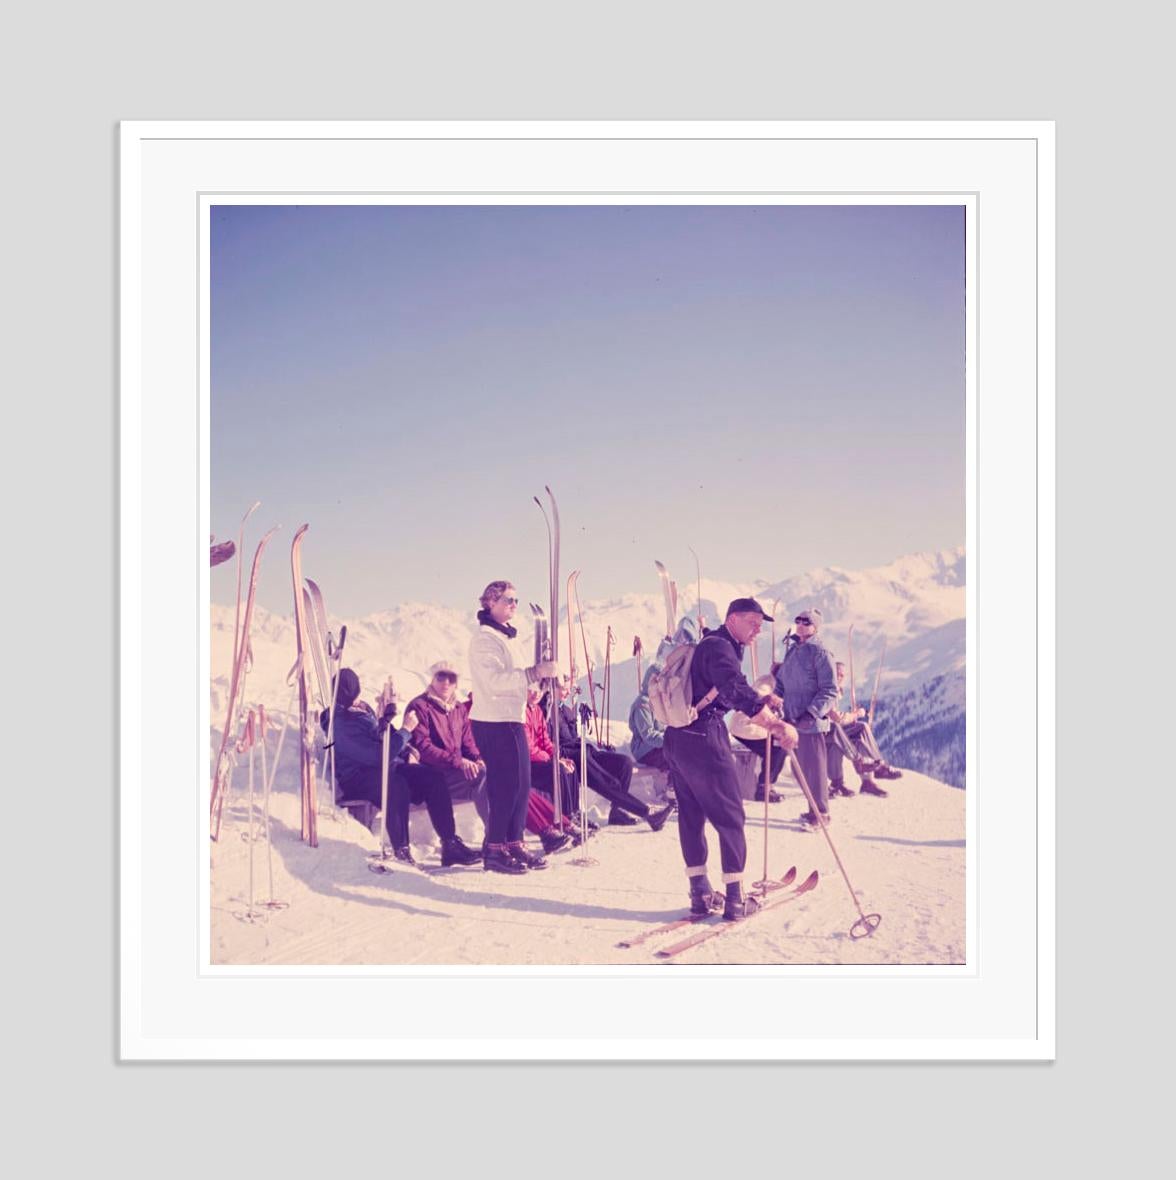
[848,623,857,713]
[633,636,643,694]
[787,748,881,939]
[603,626,614,748]
[257,706,289,911]
[868,637,887,727]
[368,722,394,873]
[753,734,772,896]
[571,704,597,867]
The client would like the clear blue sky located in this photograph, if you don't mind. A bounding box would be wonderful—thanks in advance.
[211,204,964,617]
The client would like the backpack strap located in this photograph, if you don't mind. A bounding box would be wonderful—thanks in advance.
[693,686,719,712]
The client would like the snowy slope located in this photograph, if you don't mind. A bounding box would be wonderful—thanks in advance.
[211,744,964,967]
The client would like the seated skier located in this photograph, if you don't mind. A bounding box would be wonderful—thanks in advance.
[826,661,903,799]
[323,668,481,867]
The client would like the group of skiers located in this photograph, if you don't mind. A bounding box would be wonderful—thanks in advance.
[324,579,900,922]
[627,600,902,920]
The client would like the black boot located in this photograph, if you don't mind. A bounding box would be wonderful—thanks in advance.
[647,803,675,833]
[723,882,760,922]
[859,778,889,797]
[393,845,417,866]
[540,827,572,855]
[753,787,783,803]
[828,779,855,798]
[440,836,481,867]
[483,843,527,874]
[689,874,719,917]
[507,841,548,870]
[608,807,639,826]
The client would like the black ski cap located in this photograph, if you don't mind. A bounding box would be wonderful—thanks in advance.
[726,597,773,622]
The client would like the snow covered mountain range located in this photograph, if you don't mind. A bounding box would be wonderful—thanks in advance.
[212,545,966,785]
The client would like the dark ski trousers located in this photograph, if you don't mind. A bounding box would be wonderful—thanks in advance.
[396,763,485,845]
[794,730,829,814]
[734,736,786,786]
[574,747,649,818]
[663,715,747,879]
[471,721,531,844]
[337,762,415,847]
[531,760,578,817]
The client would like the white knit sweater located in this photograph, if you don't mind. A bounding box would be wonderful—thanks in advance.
[468,623,531,723]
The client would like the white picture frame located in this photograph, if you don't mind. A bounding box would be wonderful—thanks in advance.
[120,120,1054,1060]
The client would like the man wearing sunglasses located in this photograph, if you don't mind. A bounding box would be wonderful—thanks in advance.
[772,607,839,828]
[400,660,488,865]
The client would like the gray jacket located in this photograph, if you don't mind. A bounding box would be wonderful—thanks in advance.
[774,637,839,734]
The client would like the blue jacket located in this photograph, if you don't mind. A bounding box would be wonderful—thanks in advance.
[774,637,839,733]
[628,666,666,760]
[323,701,411,789]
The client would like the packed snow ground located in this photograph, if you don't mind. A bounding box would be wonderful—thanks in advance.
[210,746,964,967]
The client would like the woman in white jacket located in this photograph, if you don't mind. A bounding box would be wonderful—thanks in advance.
[468,580,560,874]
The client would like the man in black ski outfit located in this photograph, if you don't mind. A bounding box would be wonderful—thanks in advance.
[555,683,674,832]
[662,598,798,921]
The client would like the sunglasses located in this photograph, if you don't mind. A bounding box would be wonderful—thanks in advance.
[435,672,458,683]
[794,617,813,625]
[501,596,519,606]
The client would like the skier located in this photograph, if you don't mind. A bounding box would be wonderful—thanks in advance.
[627,667,678,806]
[467,580,561,873]
[556,681,674,831]
[772,608,839,827]
[826,661,903,798]
[322,669,481,867]
[662,598,798,920]
[728,675,787,801]
[402,661,490,854]
[525,686,584,841]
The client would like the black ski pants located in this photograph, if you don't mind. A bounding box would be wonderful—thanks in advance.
[336,760,457,848]
[734,736,786,786]
[561,744,649,818]
[471,721,531,844]
[531,760,578,818]
[663,715,747,879]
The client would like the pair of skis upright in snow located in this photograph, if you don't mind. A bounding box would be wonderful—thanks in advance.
[211,502,278,842]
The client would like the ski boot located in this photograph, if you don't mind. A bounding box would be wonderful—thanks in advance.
[540,827,572,855]
[828,779,855,798]
[646,803,675,833]
[506,841,548,870]
[723,882,762,922]
[393,845,417,866]
[440,836,482,867]
[608,807,639,826]
[688,874,721,917]
[858,779,889,797]
[754,787,783,803]
[483,843,527,874]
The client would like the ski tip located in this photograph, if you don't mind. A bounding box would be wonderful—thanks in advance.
[798,869,819,892]
[780,865,798,886]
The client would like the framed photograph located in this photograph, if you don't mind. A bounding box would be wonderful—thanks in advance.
[121,120,1053,1059]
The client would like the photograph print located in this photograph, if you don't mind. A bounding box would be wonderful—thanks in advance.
[208,200,967,967]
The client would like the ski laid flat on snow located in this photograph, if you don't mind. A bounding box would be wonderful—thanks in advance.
[654,870,819,960]
[618,868,799,949]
